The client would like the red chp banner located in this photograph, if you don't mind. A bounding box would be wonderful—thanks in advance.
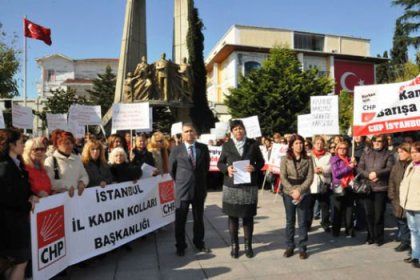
[334,60,374,94]
[353,75,420,136]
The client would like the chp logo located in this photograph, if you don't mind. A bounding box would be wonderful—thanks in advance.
[159,180,175,217]
[37,206,66,270]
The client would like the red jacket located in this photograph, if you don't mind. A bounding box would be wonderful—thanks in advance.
[25,164,52,195]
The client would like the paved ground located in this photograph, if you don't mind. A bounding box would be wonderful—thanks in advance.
[58,190,419,280]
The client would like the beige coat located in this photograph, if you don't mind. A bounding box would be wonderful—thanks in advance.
[310,153,332,194]
[399,163,420,211]
[44,150,89,192]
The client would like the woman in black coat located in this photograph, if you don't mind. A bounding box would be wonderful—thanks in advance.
[109,147,142,183]
[217,120,264,258]
[0,128,38,279]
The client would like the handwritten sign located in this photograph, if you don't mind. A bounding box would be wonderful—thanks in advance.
[112,103,150,132]
[12,104,33,129]
[46,113,68,132]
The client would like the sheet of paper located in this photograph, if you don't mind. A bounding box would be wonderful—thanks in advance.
[233,160,251,185]
[141,163,157,178]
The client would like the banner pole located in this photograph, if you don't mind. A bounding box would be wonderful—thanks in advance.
[23,16,27,134]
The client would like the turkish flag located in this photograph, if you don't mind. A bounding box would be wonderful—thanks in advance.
[23,18,52,46]
[334,60,374,94]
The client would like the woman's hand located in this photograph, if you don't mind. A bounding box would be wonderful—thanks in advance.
[100,181,107,188]
[315,167,323,174]
[227,165,235,177]
[152,169,160,176]
[68,186,75,198]
[245,164,255,173]
[29,195,40,212]
[291,189,301,201]
[38,191,49,198]
[78,181,86,196]
[368,171,377,181]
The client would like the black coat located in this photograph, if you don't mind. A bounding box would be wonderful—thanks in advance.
[131,148,155,167]
[169,142,210,207]
[84,160,114,188]
[0,155,32,257]
[217,138,265,188]
[110,162,142,183]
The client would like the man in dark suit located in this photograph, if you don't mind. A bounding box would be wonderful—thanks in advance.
[169,123,210,256]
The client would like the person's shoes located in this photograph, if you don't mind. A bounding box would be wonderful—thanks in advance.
[230,243,239,259]
[321,223,331,233]
[299,251,308,260]
[404,257,418,264]
[176,248,185,256]
[376,241,384,247]
[283,248,294,258]
[366,239,374,245]
[196,246,211,253]
[314,215,321,220]
[244,239,254,258]
[412,260,420,268]
[395,243,411,252]
[345,229,355,238]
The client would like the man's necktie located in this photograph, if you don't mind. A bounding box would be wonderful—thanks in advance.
[188,145,196,169]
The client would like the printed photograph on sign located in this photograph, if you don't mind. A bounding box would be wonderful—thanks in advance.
[36,205,66,270]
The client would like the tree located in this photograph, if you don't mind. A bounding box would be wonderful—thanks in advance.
[225,47,334,135]
[376,51,393,83]
[153,106,175,133]
[86,65,116,117]
[187,0,215,133]
[392,0,420,47]
[391,19,410,78]
[37,87,90,129]
[338,90,353,134]
[0,23,20,98]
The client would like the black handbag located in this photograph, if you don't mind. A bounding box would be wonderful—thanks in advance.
[351,174,371,194]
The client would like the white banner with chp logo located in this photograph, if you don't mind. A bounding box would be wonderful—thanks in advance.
[30,174,175,280]
[353,75,420,136]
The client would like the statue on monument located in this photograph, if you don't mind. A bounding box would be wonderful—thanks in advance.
[123,53,193,103]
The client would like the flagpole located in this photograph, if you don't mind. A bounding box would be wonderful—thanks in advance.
[24,16,27,134]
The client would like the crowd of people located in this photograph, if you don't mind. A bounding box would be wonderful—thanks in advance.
[0,123,419,279]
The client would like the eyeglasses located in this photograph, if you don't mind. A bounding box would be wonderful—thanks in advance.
[33,147,45,152]
[156,140,163,143]
[337,147,347,150]
[330,146,336,149]
[374,140,383,143]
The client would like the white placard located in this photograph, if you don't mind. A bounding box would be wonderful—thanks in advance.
[69,104,102,125]
[30,175,175,280]
[233,160,251,184]
[310,95,339,135]
[46,113,68,132]
[112,103,150,132]
[136,108,153,133]
[240,116,262,138]
[12,103,33,129]
[197,134,216,145]
[215,122,229,132]
[298,114,313,138]
[0,111,5,129]
[171,122,183,136]
[68,117,85,139]
[267,143,288,174]
[353,75,420,136]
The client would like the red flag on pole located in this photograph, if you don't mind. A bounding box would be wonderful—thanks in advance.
[23,18,52,46]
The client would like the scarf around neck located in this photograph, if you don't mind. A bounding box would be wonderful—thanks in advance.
[232,138,246,157]
[312,149,326,158]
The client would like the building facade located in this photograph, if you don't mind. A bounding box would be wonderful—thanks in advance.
[205,25,387,121]
[36,54,118,99]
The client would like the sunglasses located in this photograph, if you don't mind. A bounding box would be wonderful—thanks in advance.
[33,147,45,152]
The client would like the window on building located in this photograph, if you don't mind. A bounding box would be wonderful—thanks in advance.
[47,69,56,82]
[244,61,261,76]
[294,33,324,51]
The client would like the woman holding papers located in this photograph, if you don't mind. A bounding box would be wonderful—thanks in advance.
[217,120,264,259]
[81,140,113,188]
[280,134,313,260]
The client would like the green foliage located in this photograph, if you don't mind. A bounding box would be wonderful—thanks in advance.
[37,87,90,129]
[186,0,215,133]
[86,65,116,117]
[153,106,175,133]
[0,23,20,98]
[392,0,420,47]
[393,60,420,82]
[225,47,333,135]
[376,51,394,83]
[338,90,353,134]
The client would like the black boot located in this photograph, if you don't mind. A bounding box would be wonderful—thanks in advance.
[230,241,239,258]
[244,239,254,258]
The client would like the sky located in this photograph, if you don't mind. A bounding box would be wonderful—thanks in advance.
[0,0,410,99]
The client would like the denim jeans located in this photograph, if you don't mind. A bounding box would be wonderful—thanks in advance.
[283,194,310,252]
[396,217,411,246]
[407,211,420,259]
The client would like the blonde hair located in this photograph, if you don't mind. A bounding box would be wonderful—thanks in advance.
[335,141,349,154]
[23,137,47,167]
[81,140,106,165]
[109,147,128,164]
[147,132,169,173]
